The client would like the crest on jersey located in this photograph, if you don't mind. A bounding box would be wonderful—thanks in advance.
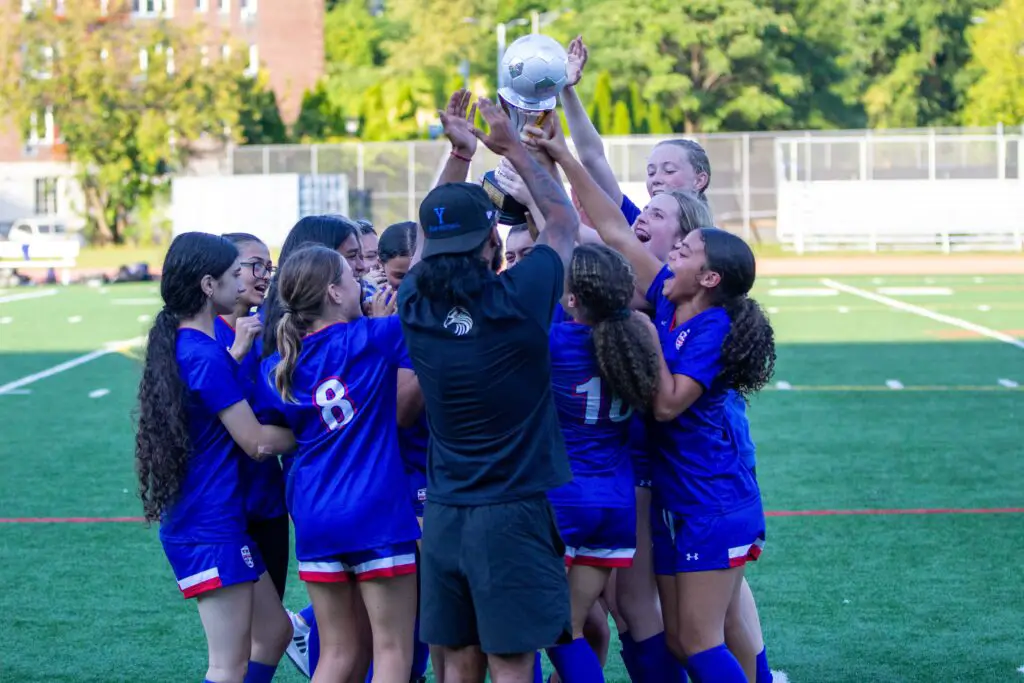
[675,329,689,350]
[444,306,473,336]
[240,545,254,568]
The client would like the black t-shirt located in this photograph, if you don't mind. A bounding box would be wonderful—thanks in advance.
[398,244,571,506]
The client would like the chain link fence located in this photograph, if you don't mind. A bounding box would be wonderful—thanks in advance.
[224,125,1023,242]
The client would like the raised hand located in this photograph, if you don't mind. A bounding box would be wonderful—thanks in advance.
[471,97,523,158]
[564,36,589,88]
[439,89,479,157]
[370,285,397,318]
[523,114,571,164]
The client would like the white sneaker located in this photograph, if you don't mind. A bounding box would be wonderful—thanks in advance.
[285,610,311,678]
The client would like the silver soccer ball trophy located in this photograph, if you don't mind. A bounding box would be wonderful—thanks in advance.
[482,34,568,227]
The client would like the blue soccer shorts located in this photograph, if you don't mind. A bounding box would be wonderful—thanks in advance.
[553,503,636,569]
[651,499,765,575]
[162,536,266,599]
[298,542,418,583]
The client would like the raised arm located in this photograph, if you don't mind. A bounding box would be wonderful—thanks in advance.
[560,36,622,205]
[436,89,478,186]
[531,121,663,295]
[472,97,578,270]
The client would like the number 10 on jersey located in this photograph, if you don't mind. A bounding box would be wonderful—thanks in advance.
[575,376,633,425]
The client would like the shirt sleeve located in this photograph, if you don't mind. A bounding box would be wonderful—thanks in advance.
[620,194,642,225]
[185,347,246,415]
[665,312,729,389]
[501,244,564,327]
[645,265,675,313]
[250,374,288,426]
[371,315,406,364]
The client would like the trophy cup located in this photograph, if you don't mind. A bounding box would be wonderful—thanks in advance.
[482,34,568,232]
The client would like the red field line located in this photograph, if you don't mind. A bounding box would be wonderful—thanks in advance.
[2,508,1024,524]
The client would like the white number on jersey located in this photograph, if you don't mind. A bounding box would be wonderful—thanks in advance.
[314,378,356,431]
[574,376,633,425]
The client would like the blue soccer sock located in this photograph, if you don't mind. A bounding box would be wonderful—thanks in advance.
[617,631,641,682]
[298,604,316,628]
[756,647,773,683]
[633,632,671,683]
[308,615,320,679]
[547,637,605,683]
[534,651,544,683]
[685,644,745,683]
[243,661,277,683]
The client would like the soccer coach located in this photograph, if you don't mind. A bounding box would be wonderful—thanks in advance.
[398,98,578,683]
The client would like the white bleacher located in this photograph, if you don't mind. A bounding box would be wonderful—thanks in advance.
[0,241,80,284]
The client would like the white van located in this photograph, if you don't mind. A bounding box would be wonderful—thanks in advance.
[4,216,73,244]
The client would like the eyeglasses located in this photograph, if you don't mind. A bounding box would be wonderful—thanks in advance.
[240,260,276,278]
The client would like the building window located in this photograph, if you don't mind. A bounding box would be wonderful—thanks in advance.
[34,178,59,215]
[27,107,56,146]
[244,43,258,77]
[195,0,208,11]
[132,0,170,16]
[240,0,255,19]
[218,0,229,14]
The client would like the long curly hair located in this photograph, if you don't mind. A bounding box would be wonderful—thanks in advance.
[135,232,239,523]
[262,215,359,358]
[569,244,661,412]
[699,228,775,397]
[412,244,493,308]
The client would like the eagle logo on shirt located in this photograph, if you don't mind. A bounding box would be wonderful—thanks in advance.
[675,328,690,350]
[444,306,473,336]
[240,545,254,569]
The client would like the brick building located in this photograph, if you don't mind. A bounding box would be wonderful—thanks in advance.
[0,0,324,228]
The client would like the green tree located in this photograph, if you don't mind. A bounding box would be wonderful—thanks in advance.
[961,0,1024,125]
[293,80,348,141]
[610,100,632,135]
[578,0,806,133]
[237,71,289,144]
[588,70,614,133]
[628,82,648,134]
[0,2,246,244]
[647,102,672,134]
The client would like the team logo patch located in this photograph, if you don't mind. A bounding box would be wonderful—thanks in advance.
[417,487,427,502]
[444,306,473,336]
[240,545,254,569]
[675,328,690,350]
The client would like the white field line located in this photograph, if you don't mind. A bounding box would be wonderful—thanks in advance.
[886,379,904,390]
[0,337,144,396]
[775,381,793,390]
[999,378,1019,388]
[0,289,57,305]
[0,389,32,395]
[821,279,1024,351]
[89,388,110,399]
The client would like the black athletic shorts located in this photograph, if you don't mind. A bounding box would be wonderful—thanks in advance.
[247,514,290,600]
[420,494,572,654]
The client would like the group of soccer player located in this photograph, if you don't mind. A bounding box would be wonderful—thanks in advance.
[134,35,776,683]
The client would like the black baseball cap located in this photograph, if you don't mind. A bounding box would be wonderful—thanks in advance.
[419,182,498,259]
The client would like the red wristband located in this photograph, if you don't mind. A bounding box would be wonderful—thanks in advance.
[450,150,472,163]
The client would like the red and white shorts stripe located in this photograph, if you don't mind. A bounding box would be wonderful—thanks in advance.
[564,546,636,569]
[298,553,417,583]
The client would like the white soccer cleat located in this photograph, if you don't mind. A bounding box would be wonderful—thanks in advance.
[285,610,311,678]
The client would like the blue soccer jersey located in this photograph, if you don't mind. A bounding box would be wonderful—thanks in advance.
[546,322,634,509]
[214,316,287,522]
[160,328,249,543]
[645,266,760,514]
[726,391,757,472]
[258,317,421,561]
[620,194,642,226]
[398,347,429,514]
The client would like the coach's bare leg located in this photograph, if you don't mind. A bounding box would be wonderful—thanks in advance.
[616,487,664,641]
[360,573,418,683]
[307,581,364,683]
[197,582,254,683]
[249,573,292,668]
[487,652,536,683]
[583,599,611,665]
[725,578,764,683]
[443,645,486,683]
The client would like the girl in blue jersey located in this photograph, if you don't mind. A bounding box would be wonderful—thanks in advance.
[216,233,290,602]
[134,232,296,683]
[262,245,421,683]
[546,243,663,683]
[533,104,772,683]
